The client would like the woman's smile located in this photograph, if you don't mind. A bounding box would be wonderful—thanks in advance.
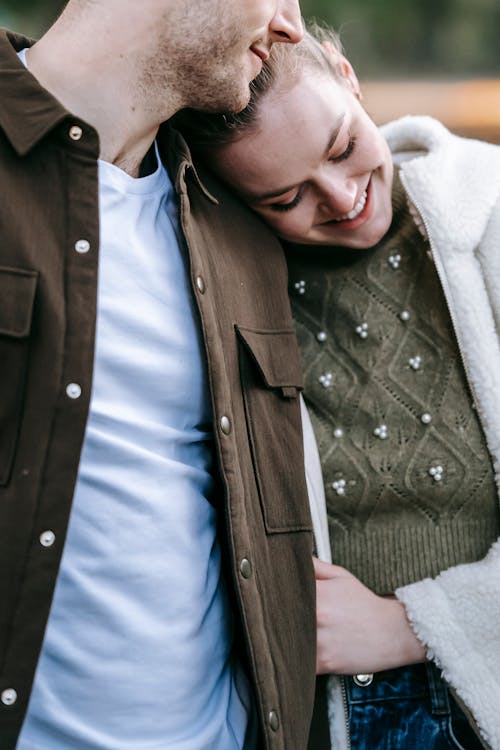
[214,69,394,248]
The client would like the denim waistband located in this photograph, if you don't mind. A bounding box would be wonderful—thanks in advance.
[344,663,451,717]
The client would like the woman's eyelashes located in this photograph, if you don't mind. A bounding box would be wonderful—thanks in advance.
[268,136,357,213]
[269,186,305,213]
[331,135,356,163]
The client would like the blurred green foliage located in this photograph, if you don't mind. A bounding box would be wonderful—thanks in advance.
[0,0,62,37]
[301,0,500,76]
[1,0,499,77]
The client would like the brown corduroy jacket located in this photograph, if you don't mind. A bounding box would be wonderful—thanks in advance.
[0,29,327,749]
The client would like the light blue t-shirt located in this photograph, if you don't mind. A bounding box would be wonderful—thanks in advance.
[17,48,252,750]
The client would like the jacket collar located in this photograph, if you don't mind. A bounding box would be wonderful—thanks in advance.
[159,122,218,205]
[383,115,500,254]
[0,29,72,155]
[0,26,217,202]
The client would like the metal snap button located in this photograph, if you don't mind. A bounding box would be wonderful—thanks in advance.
[66,383,82,400]
[353,673,374,687]
[75,239,90,254]
[1,688,17,706]
[220,415,232,435]
[240,559,253,579]
[268,710,280,732]
[40,530,56,548]
[69,125,83,141]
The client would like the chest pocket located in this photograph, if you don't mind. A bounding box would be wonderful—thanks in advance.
[0,266,38,486]
[236,325,312,533]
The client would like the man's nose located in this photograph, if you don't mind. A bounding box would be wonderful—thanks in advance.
[269,0,303,44]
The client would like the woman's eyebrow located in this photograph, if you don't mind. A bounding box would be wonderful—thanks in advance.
[249,114,346,202]
[323,113,346,157]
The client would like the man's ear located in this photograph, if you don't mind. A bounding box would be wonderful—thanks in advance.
[321,42,363,101]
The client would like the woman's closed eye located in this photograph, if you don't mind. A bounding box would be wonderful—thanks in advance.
[267,136,357,213]
[268,185,306,213]
[330,135,356,163]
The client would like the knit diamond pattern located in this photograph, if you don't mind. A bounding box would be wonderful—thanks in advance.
[287,174,499,593]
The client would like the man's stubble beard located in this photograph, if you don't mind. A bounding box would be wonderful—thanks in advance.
[139,6,252,118]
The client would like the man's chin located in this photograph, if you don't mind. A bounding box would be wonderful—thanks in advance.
[199,87,249,116]
[222,86,251,115]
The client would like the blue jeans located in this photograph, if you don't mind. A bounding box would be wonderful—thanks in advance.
[343,663,484,749]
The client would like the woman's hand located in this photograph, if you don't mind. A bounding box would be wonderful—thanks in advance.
[314,557,426,675]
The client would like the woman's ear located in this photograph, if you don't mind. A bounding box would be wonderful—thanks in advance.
[321,43,363,101]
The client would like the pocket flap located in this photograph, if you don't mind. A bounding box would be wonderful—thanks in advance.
[236,325,304,394]
[0,266,38,338]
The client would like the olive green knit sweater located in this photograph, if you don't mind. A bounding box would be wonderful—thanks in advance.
[287,173,499,594]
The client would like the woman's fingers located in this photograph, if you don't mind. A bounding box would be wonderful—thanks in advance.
[313,556,350,579]
[314,569,427,673]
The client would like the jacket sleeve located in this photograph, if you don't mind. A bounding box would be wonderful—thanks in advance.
[395,543,500,749]
[395,190,500,750]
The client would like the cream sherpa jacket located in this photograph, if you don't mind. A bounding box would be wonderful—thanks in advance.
[303,115,500,750]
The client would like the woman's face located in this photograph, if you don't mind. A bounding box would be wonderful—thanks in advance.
[215,66,394,247]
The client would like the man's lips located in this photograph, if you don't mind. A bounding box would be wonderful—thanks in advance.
[250,45,269,62]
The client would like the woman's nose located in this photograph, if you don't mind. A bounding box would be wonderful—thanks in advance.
[318,175,359,217]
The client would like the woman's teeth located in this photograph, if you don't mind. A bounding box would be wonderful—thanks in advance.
[335,190,367,222]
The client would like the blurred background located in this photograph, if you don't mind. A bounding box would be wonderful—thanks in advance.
[2,0,499,141]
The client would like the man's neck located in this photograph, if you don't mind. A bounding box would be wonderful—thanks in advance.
[25,29,177,176]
